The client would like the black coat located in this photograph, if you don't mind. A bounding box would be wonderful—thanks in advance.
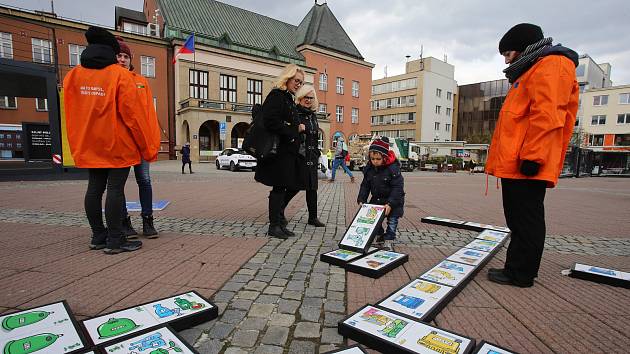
[254,88,300,188]
[295,105,320,191]
[181,146,191,163]
[357,161,405,218]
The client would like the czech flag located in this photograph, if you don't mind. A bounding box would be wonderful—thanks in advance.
[172,33,195,64]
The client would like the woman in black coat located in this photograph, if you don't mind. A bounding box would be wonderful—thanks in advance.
[282,84,325,227]
[254,64,305,238]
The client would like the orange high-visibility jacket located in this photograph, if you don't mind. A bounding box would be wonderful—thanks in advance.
[131,72,161,156]
[63,64,159,168]
[485,55,579,188]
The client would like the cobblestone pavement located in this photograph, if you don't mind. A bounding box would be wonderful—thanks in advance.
[0,162,629,353]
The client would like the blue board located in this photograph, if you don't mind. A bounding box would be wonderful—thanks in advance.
[126,200,170,211]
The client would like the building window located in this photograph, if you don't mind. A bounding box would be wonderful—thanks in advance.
[32,38,52,63]
[446,107,451,116]
[590,134,604,146]
[617,113,630,124]
[447,91,452,100]
[247,79,262,105]
[319,73,328,91]
[435,105,441,114]
[351,108,359,124]
[336,106,343,122]
[336,77,344,94]
[318,103,327,113]
[189,69,208,99]
[141,56,155,78]
[434,122,440,130]
[68,44,85,67]
[0,32,12,59]
[122,22,147,35]
[220,74,237,102]
[352,81,359,97]
[436,88,442,97]
[593,95,608,106]
[0,96,17,109]
[591,115,606,125]
[620,93,630,104]
[615,134,630,146]
[35,98,48,111]
[16,143,21,149]
[445,123,451,132]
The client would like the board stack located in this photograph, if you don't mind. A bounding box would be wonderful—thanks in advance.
[320,203,408,278]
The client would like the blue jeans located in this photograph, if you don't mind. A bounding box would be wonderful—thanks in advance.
[123,159,153,217]
[377,215,399,240]
[331,158,353,180]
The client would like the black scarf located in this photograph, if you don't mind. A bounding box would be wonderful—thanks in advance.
[503,37,553,83]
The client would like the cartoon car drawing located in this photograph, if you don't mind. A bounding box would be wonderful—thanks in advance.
[379,319,408,338]
[393,294,425,310]
[128,332,166,351]
[412,281,440,294]
[588,267,616,276]
[418,330,462,354]
[2,311,51,331]
[3,333,61,354]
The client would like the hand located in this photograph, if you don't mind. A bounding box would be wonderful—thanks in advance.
[298,123,306,132]
[384,204,392,216]
[520,160,540,176]
[357,201,363,207]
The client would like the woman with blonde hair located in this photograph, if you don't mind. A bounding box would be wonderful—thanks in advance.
[255,64,306,238]
[281,84,325,227]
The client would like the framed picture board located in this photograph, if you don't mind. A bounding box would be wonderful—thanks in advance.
[421,216,467,228]
[1,301,88,354]
[98,325,198,354]
[81,291,217,346]
[463,222,510,233]
[476,229,510,244]
[419,260,476,287]
[338,305,475,354]
[346,250,409,278]
[568,263,630,289]
[446,248,491,267]
[473,340,520,354]
[464,239,500,253]
[339,204,387,253]
[376,279,453,322]
[320,247,379,267]
[322,344,368,354]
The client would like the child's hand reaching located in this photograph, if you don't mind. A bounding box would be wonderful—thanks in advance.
[384,204,391,216]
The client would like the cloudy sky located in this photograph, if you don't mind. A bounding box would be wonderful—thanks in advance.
[4,0,629,85]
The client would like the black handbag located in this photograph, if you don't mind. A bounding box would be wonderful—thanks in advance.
[242,104,280,160]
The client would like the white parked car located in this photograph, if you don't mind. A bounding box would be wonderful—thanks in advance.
[216,148,257,172]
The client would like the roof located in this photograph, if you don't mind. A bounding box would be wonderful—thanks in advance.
[115,6,147,26]
[295,3,363,60]
[157,0,304,61]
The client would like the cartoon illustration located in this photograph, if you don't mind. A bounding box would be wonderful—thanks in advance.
[153,304,181,319]
[392,294,425,310]
[374,252,399,261]
[428,269,456,281]
[346,227,370,247]
[463,250,483,257]
[360,308,390,326]
[379,319,407,338]
[128,332,166,351]
[418,330,462,354]
[458,257,478,264]
[2,311,52,331]
[366,260,384,269]
[3,333,61,354]
[357,206,381,224]
[97,318,140,339]
[487,350,502,354]
[173,298,204,311]
[588,267,616,276]
[330,250,358,260]
[439,262,465,272]
[412,281,440,294]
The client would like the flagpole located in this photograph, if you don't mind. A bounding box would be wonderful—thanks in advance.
[193,32,196,71]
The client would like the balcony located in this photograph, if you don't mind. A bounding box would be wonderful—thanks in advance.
[179,98,253,114]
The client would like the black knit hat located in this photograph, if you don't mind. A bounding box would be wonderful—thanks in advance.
[369,139,389,156]
[498,23,543,53]
[85,26,120,53]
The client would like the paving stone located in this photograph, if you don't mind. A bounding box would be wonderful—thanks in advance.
[195,338,223,354]
[305,288,325,298]
[263,286,284,295]
[178,327,202,345]
[318,345,339,354]
[245,281,267,291]
[286,280,306,291]
[278,299,300,314]
[221,310,247,324]
[230,299,253,311]
[212,291,236,302]
[237,268,257,276]
[299,306,321,322]
[239,317,268,331]
[327,281,344,292]
[254,294,279,304]
[236,290,260,301]
[287,340,317,354]
[230,329,259,348]
[275,271,292,279]
[324,312,345,327]
[254,345,284,354]
[302,297,323,308]
[261,326,290,346]
[255,274,273,282]
[324,300,345,313]
[222,281,245,292]
[224,348,248,354]
[326,291,344,301]
[207,322,236,340]
[294,322,321,338]
[249,303,275,318]
[321,327,343,344]
[282,290,303,300]
[291,272,308,281]
[269,313,295,327]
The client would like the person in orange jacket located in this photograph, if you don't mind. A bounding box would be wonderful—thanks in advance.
[485,23,579,287]
[115,37,161,239]
[63,26,159,254]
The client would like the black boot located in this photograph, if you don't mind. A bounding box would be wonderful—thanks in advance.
[104,233,143,254]
[279,224,295,237]
[279,211,288,227]
[307,218,325,227]
[122,216,138,239]
[268,224,289,239]
[89,228,108,250]
[142,215,158,239]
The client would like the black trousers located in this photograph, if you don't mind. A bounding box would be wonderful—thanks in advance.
[501,178,547,282]
[85,167,131,245]
[284,189,318,219]
[268,186,288,225]
[182,161,192,173]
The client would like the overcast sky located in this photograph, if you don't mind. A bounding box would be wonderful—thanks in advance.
[4,0,629,85]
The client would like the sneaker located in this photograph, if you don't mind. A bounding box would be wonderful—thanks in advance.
[122,216,138,239]
[89,229,108,250]
[142,215,158,239]
[104,240,143,254]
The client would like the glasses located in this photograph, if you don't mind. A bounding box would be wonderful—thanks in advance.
[292,78,303,86]
[303,96,314,100]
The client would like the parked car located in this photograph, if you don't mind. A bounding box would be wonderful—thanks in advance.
[216,148,257,172]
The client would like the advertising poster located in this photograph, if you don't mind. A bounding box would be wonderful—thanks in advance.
[378,279,453,321]
[0,302,87,354]
[339,204,386,253]
[420,260,475,287]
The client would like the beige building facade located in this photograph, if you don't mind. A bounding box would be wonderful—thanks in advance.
[581,84,630,150]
